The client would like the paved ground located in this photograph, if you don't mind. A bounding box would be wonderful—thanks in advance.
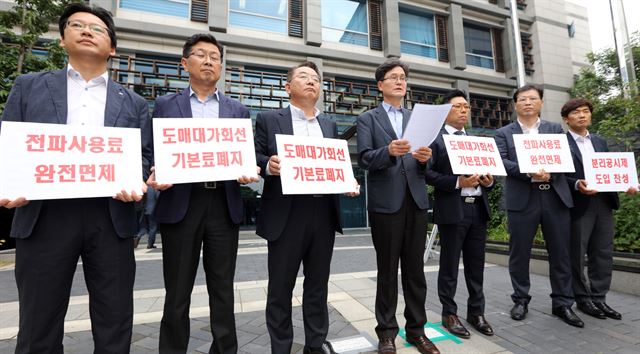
[1,230,639,353]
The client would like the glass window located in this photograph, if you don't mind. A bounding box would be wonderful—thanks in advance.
[399,9,437,59]
[120,0,189,18]
[322,0,368,47]
[464,23,494,69]
[229,0,288,34]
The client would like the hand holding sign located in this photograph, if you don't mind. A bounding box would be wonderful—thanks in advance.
[411,146,432,163]
[388,139,411,156]
[0,197,29,209]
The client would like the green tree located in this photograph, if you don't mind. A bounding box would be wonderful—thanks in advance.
[1,0,75,113]
[570,31,640,252]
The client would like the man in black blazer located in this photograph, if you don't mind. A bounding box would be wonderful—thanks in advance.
[495,84,583,327]
[146,34,257,354]
[357,59,439,354]
[0,4,152,353]
[562,98,637,320]
[425,89,494,339]
[255,61,352,354]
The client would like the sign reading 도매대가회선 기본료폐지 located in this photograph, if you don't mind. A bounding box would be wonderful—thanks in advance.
[275,134,357,195]
[0,121,143,200]
[152,118,258,184]
[443,134,506,176]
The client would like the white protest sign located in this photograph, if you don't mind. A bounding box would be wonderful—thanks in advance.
[152,118,257,184]
[443,135,506,176]
[513,134,575,173]
[275,134,356,195]
[584,152,639,192]
[402,103,452,151]
[0,121,142,200]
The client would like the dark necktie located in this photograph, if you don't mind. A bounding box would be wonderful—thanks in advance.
[454,130,465,136]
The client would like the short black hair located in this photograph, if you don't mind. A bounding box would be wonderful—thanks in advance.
[287,61,320,82]
[561,98,593,117]
[513,84,543,101]
[182,34,223,61]
[59,3,117,48]
[442,89,467,103]
[375,58,409,82]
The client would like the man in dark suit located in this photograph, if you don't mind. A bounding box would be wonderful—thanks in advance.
[146,34,257,354]
[357,59,439,354]
[494,84,583,327]
[255,61,354,354]
[0,4,152,353]
[425,89,494,339]
[562,98,637,320]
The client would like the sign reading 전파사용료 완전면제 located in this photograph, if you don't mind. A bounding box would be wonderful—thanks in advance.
[513,134,575,173]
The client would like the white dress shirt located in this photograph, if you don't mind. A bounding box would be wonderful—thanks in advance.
[66,64,108,126]
[382,101,404,138]
[289,104,323,138]
[517,117,544,181]
[568,129,596,190]
[189,86,220,118]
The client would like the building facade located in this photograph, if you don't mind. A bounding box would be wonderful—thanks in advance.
[1,0,592,229]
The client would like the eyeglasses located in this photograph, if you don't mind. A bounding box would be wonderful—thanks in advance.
[66,20,109,36]
[516,97,540,103]
[293,74,321,84]
[188,50,221,63]
[382,75,407,83]
[451,104,470,111]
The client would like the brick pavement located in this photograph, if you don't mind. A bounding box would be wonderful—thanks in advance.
[1,231,639,353]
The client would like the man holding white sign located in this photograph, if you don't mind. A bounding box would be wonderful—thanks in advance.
[0,4,152,353]
[145,34,258,354]
[562,98,637,321]
[494,84,583,327]
[425,89,495,339]
[255,61,357,354]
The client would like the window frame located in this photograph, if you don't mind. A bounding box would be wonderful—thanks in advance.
[228,0,289,34]
[463,22,496,70]
[321,0,370,48]
[398,7,438,59]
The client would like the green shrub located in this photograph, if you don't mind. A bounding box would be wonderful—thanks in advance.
[613,192,640,252]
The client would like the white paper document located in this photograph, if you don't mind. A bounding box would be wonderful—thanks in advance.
[402,103,452,150]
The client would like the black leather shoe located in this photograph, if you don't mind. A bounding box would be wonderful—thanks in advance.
[510,302,528,320]
[442,314,470,339]
[593,302,622,320]
[406,336,440,354]
[303,341,336,354]
[552,306,585,327]
[378,337,396,354]
[467,315,494,336]
[577,300,606,319]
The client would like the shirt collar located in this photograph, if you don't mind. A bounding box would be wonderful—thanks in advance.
[517,117,541,131]
[67,64,108,85]
[444,124,466,135]
[188,86,219,102]
[568,129,590,142]
[289,103,319,121]
[382,101,403,113]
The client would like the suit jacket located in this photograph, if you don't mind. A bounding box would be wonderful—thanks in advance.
[425,128,492,224]
[152,88,250,225]
[254,107,342,241]
[565,132,619,218]
[0,68,153,238]
[356,104,429,213]
[494,119,573,211]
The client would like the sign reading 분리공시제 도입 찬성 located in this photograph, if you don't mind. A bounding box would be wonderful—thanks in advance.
[513,134,575,173]
[0,121,143,200]
[443,134,507,176]
[152,118,258,184]
[583,152,639,192]
[275,134,357,195]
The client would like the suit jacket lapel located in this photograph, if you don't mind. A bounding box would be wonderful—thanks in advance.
[218,92,230,118]
[511,121,523,134]
[45,69,68,124]
[178,88,193,118]
[318,114,332,138]
[104,80,124,127]
[276,107,294,135]
[401,108,411,136]
[566,131,583,165]
[375,104,398,139]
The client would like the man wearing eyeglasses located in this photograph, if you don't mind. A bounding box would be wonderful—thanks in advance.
[357,59,439,354]
[425,89,495,339]
[0,3,152,353]
[254,61,355,354]
[145,34,257,354]
[494,84,583,328]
